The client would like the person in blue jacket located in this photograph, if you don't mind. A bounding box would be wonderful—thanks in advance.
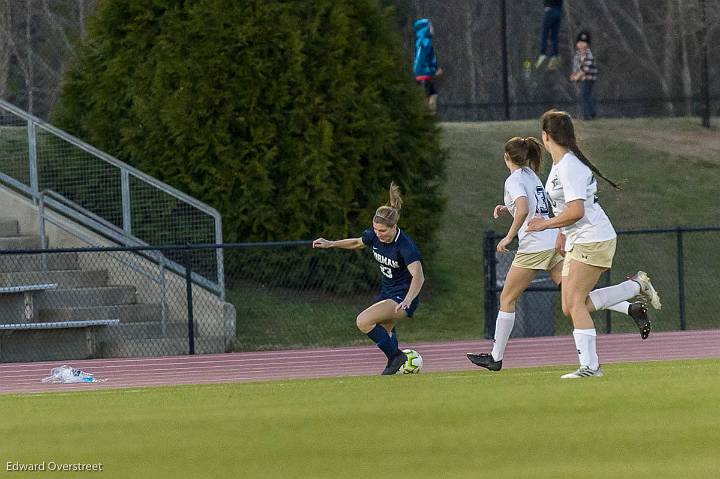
[313,183,425,375]
[413,18,443,113]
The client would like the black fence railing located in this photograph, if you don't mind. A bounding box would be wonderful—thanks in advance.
[4,227,718,363]
[0,241,380,363]
[439,96,720,123]
[483,226,720,339]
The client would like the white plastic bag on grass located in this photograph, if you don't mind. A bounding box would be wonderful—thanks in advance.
[41,365,106,384]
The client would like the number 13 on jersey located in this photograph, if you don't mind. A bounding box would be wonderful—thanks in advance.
[380,266,393,278]
[535,186,550,215]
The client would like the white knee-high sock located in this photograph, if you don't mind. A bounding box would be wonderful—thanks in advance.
[573,328,599,370]
[589,281,640,311]
[491,311,515,361]
[607,301,631,315]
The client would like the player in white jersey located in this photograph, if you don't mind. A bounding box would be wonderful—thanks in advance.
[527,110,661,378]
[468,137,564,371]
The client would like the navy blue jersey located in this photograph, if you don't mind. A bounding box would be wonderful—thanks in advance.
[361,228,422,298]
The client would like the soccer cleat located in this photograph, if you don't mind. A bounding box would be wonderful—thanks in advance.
[466,352,503,371]
[628,302,651,340]
[628,271,662,310]
[560,366,604,379]
[381,351,407,375]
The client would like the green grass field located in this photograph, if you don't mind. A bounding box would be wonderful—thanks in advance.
[2,359,719,478]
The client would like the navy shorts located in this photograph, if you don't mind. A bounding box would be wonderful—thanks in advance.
[375,293,420,317]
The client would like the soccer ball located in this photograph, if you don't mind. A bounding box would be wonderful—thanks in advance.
[401,349,423,374]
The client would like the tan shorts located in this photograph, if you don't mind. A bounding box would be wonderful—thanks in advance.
[512,248,564,271]
[562,238,617,277]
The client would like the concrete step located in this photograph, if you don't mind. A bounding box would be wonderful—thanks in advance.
[96,321,189,341]
[0,269,109,288]
[0,330,227,361]
[0,328,97,362]
[0,235,41,249]
[99,337,227,357]
[0,219,19,236]
[38,303,162,323]
[35,286,137,309]
[99,337,188,357]
[0,253,79,272]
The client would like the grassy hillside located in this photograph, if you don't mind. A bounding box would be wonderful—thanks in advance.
[224,117,719,349]
[401,117,720,342]
[225,117,719,349]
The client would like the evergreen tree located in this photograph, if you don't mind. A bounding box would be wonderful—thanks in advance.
[55,0,445,251]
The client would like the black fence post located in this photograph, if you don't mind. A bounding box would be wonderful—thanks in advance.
[676,229,686,330]
[500,0,510,121]
[484,230,498,339]
[603,269,612,333]
[699,0,711,128]
[184,248,196,355]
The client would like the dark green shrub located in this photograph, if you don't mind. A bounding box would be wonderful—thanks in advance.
[55,0,445,293]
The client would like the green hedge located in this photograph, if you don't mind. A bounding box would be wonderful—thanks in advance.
[54,0,445,246]
[54,0,446,253]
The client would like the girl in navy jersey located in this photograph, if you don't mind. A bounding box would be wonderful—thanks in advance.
[527,110,661,378]
[313,183,425,375]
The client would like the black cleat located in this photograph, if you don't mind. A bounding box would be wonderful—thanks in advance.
[628,302,651,340]
[381,351,407,375]
[466,352,503,371]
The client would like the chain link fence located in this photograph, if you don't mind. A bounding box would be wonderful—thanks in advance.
[2,228,718,363]
[2,0,718,123]
[484,227,720,339]
[0,99,224,297]
[399,0,719,122]
[0,242,382,363]
[0,245,233,363]
[224,243,379,351]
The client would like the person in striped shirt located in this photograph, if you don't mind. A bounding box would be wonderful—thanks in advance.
[570,31,598,120]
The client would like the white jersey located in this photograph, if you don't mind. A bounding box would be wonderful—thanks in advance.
[545,152,616,250]
[504,167,557,253]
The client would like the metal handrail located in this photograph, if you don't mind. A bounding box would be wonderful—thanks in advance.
[0,99,224,298]
[0,100,220,218]
[37,190,222,297]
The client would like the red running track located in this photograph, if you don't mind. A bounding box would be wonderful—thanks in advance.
[1,330,718,395]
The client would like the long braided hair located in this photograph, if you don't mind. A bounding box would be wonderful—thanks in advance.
[541,110,621,189]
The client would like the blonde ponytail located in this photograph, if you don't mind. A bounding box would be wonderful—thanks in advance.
[374,182,403,226]
[388,182,403,210]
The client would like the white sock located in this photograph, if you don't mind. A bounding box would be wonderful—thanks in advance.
[573,328,599,370]
[607,301,631,315]
[588,281,640,311]
[491,311,515,361]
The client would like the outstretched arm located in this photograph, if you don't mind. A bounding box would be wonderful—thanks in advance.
[312,238,365,250]
[396,261,425,312]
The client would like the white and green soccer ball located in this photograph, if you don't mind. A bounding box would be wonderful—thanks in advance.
[401,349,423,374]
